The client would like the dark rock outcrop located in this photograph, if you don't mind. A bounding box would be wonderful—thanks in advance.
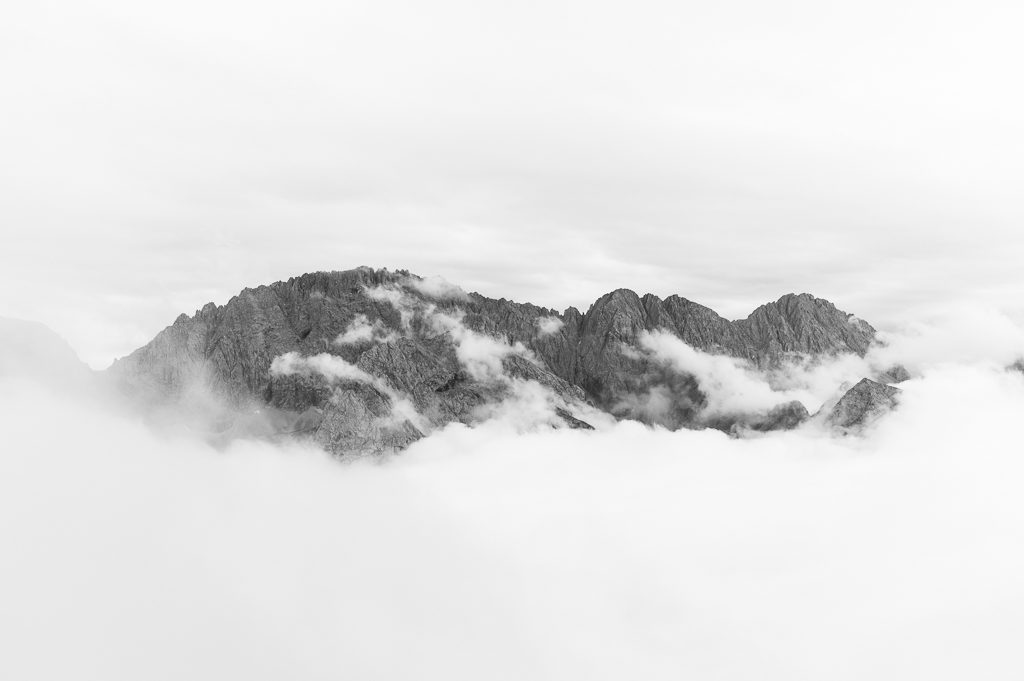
[108,267,881,454]
[704,400,812,435]
[748,401,812,432]
[825,378,901,432]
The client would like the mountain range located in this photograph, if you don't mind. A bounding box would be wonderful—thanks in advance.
[100,267,902,455]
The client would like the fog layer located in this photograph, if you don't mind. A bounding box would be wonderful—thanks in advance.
[3,310,1024,679]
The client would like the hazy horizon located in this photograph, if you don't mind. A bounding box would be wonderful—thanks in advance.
[6,0,1024,366]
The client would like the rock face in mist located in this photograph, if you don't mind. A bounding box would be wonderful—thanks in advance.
[0,317,95,390]
[748,401,812,433]
[876,364,912,384]
[108,267,880,455]
[568,289,874,428]
[825,378,901,432]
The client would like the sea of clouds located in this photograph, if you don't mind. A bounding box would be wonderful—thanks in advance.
[3,307,1024,680]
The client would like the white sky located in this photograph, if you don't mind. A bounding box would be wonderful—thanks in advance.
[4,0,1024,367]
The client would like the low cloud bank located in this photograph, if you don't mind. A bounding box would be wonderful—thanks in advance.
[4,308,1024,680]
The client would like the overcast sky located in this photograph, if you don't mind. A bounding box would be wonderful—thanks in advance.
[4,0,1024,367]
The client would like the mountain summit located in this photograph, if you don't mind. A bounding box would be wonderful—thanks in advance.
[108,267,881,454]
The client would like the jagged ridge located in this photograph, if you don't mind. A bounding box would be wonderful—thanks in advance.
[108,267,879,454]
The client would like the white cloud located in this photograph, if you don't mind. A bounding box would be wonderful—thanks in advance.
[868,304,1024,370]
[403,276,470,301]
[334,314,398,346]
[637,331,789,415]
[363,286,406,307]
[270,351,372,383]
[536,316,564,337]
[334,315,376,344]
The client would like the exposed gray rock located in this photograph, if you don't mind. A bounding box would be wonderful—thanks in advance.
[825,378,901,432]
[734,294,876,365]
[107,267,881,454]
[315,388,423,455]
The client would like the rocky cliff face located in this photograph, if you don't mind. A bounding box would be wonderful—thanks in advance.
[108,267,882,454]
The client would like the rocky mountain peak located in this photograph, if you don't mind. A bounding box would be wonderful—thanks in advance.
[825,378,901,432]
[738,292,876,360]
